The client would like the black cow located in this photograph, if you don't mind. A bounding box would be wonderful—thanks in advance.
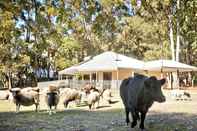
[45,85,60,115]
[120,74,166,130]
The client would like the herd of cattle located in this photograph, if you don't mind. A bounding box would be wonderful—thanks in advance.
[0,82,112,115]
[0,74,193,130]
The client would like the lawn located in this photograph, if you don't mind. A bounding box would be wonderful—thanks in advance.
[0,90,197,131]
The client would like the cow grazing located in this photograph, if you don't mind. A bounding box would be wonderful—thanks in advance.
[82,83,95,95]
[60,88,82,108]
[83,83,106,100]
[87,90,100,110]
[102,88,112,104]
[9,87,40,113]
[45,85,60,115]
[120,74,166,130]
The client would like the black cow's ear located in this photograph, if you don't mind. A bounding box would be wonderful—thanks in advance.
[144,76,157,87]
[160,78,166,85]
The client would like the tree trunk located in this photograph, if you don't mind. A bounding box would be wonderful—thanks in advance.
[8,72,12,89]
[176,0,180,62]
[47,52,50,80]
[168,13,175,90]
[169,14,175,61]
[176,0,181,89]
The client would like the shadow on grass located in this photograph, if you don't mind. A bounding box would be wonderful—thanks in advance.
[109,100,119,104]
[76,103,88,107]
[96,105,111,109]
[0,109,197,131]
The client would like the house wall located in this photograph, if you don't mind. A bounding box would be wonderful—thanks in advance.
[145,71,170,79]
[111,69,133,80]
[80,69,136,88]
[145,71,162,78]
[81,69,134,81]
[118,69,133,80]
[81,70,170,81]
[78,70,172,89]
[97,71,103,81]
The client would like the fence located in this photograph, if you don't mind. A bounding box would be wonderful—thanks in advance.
[38,80,123,89]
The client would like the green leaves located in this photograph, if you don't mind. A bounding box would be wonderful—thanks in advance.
[0,0,196,81]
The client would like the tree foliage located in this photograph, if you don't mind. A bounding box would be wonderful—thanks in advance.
[0,0,196,87]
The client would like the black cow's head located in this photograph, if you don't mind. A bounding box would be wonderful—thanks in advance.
[144,76,166,103]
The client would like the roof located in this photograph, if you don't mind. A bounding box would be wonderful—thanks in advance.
[58,66,78,75]
[77,51,145,72]
[58,59,91,75]
[59,54,197,75]
[144,60,197,72]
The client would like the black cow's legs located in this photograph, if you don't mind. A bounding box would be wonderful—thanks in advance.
[49,105,52,115]
[64,101,69,108]
[16,104,20,113]
[125,108,130,125]
[35,104,39,112]
[131,112,138,128]
[136,111,140,120]
[140,112,147,129]
[16,104,18,112]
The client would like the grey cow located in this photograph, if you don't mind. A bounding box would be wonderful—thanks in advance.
[120,74,166,130]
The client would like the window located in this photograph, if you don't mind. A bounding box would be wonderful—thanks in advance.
[92,73,96,80]
[83,75,90,80]
[103,72,112,80]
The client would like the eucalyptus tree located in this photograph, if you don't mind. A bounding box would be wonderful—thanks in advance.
[0,1,25,88]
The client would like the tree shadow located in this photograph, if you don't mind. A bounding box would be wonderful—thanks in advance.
[109,100,119,104]
[96,105,111,109]
[75,103,88,107]
[0,109,197,131]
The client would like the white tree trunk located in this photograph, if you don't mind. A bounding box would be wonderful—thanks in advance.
[174,0,181,89]
[176,0,180,62]
[176,22,180,62]
[169,14,175,61]
[8,72,12,89]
